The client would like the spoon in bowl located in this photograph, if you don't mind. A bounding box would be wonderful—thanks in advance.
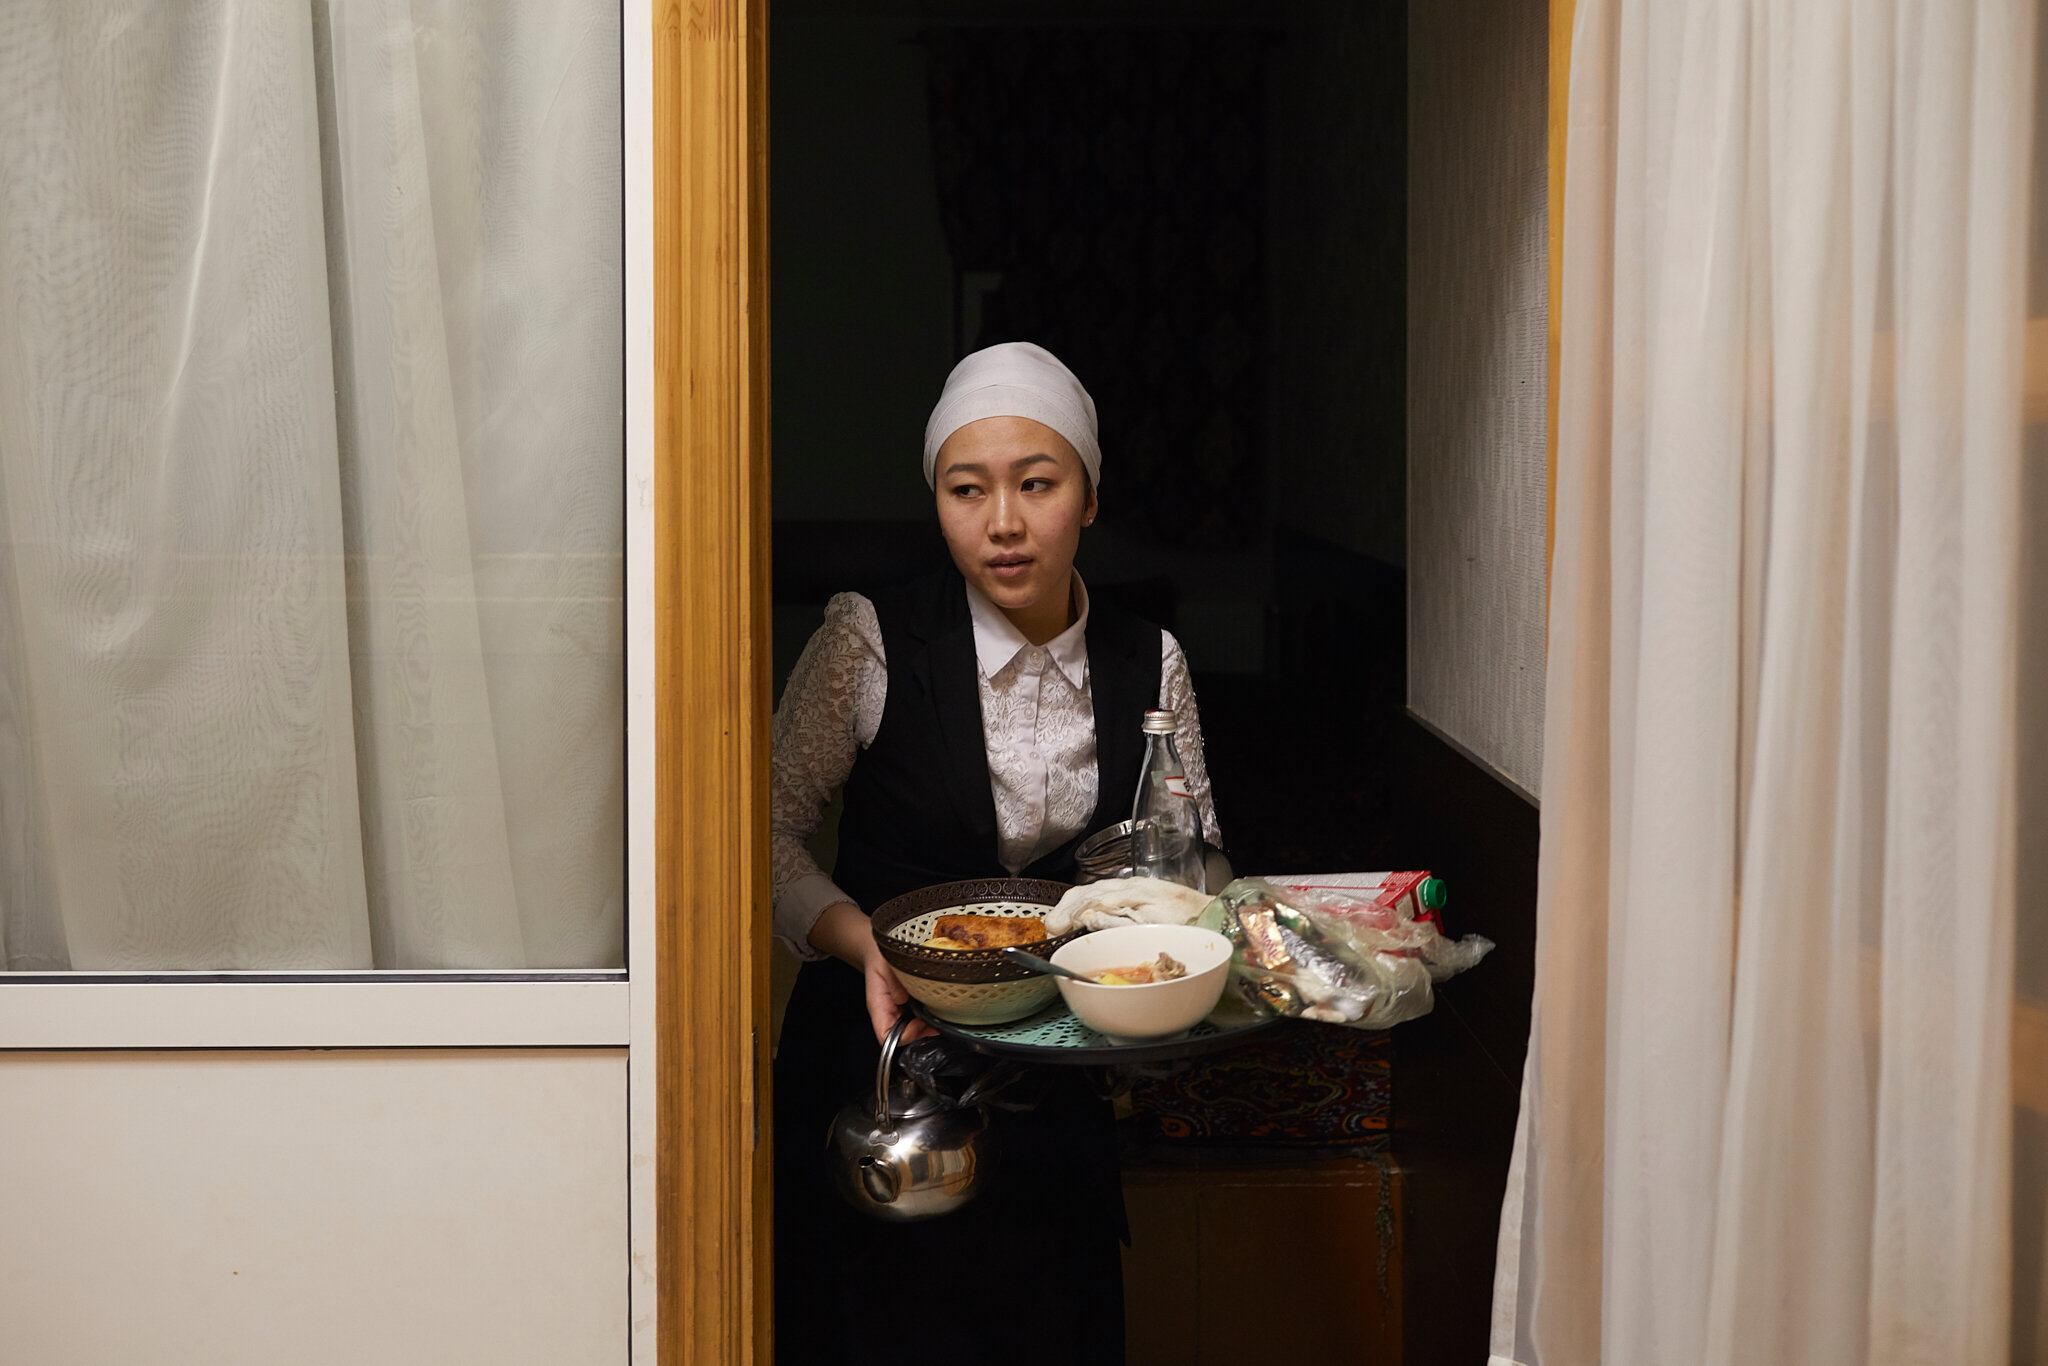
[1001,947,1101,984]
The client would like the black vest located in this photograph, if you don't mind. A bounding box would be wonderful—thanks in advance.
[831,570,1161,916]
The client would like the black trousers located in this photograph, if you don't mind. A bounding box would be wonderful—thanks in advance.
[772,960,1127,1365]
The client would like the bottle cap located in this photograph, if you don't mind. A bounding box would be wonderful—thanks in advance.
[1142,709,1177,734]
[1419,877,1447,910]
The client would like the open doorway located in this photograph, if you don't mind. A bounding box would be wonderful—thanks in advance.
[764,3,1540,1362]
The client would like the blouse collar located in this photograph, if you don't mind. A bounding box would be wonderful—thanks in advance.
[964,571,1091,688]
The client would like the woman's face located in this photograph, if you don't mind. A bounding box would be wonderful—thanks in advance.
[933,415,1098,625]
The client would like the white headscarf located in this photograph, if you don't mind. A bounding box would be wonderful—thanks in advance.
[922,342,1101,488]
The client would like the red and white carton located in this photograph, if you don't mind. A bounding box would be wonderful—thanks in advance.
[1265,871,1445,930]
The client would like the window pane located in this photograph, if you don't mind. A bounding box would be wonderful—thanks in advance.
[0,2,624,970]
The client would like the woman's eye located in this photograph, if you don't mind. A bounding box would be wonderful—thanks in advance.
[949,484,983,499]
[1022,478,1052,492]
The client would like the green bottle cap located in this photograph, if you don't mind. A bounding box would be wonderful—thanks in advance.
[1419,877,1448,910]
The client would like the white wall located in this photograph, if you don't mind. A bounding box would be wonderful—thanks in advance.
[1406,0,1549,795]
[0,1049,628,1366]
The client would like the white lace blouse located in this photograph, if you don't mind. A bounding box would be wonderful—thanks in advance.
[770,575,1222,958]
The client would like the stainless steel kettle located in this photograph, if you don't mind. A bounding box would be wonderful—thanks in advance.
[826,1015,997,1221]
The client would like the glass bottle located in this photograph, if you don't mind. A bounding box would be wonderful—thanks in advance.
[1130,708,1204,890]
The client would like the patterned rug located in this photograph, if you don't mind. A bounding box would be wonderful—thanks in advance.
[1119,1022,1392,1162]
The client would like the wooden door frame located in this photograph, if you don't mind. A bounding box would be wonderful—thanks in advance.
[652,1,774,1361]
[631,3,1570,1358]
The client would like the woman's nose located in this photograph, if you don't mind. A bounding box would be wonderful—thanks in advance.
[986,487,1024,538]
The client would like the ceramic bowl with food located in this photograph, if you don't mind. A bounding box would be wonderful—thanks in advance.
[1048,923,1234,1043]
[869,878,1080,1025]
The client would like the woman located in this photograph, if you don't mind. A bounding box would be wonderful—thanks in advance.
[770,342,1222,1364]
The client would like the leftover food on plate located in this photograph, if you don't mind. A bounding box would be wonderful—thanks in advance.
[1089,952,1189,986]
[1043,877,1214,935]
[922,912,1048,951]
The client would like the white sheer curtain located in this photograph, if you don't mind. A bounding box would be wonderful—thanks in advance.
[0,1,622,971]
[1492,0,2048,1362]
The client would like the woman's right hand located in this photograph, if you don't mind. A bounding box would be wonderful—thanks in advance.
[859,946,935,1044]
[806,899,936,1043]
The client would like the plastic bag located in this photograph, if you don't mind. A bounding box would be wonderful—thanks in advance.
[1198,876,1493,1029]
[896,1037,1032,1111]
[1279,879,1496,983]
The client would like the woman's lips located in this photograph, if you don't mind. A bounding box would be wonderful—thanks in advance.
[987,556,1034,580]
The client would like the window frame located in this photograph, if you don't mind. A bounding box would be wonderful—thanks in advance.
[0,0,653,1053]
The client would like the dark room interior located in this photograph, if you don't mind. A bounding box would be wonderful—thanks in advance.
[767,2,1538,1361]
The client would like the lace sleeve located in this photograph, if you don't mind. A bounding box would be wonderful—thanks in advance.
[1160,631,1223,848]
[770,593,887,957]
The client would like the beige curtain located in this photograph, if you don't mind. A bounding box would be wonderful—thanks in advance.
[1492,0,2048,1361]
[0,1,622,970]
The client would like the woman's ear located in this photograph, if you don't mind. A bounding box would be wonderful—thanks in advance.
[1082,482,1099,527]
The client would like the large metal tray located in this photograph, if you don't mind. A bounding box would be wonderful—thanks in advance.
[919,995,1287,1066]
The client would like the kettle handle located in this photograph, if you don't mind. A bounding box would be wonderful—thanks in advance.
[873,1013,913,1128]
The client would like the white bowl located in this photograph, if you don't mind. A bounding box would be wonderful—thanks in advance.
[1049,924,1234,1043]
